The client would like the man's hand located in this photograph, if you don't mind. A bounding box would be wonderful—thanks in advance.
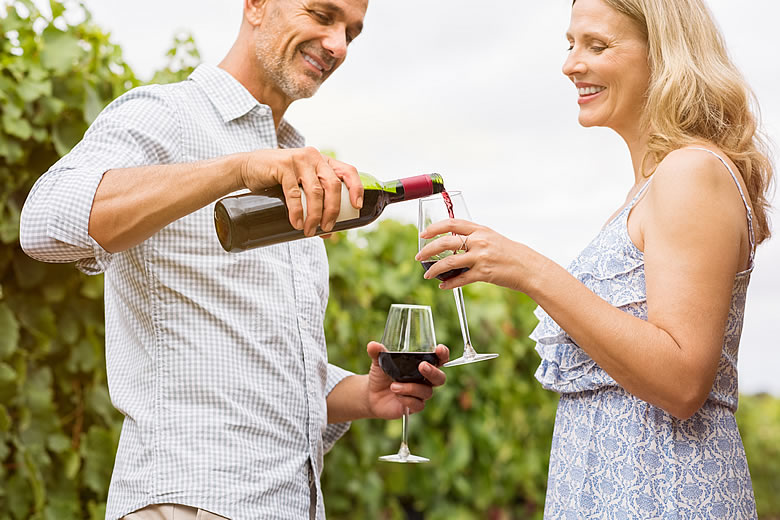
[239,147,363,236]
[365,341,449,420]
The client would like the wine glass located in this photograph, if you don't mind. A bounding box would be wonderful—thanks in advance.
[418,191,499,367]
[378,304,439,464]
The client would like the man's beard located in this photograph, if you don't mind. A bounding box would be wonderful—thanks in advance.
[255,34,324,101]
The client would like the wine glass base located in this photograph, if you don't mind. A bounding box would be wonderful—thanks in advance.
[378,453,429,464]
[442,352,499,367]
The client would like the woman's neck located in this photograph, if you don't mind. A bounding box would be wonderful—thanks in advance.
[621,128,654,187]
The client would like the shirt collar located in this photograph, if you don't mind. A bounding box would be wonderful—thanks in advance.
[188,64,305,148]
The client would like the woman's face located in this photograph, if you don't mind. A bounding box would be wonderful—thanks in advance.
[562,0,650,139]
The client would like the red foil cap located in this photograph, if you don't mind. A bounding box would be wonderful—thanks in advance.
[400,175,433,200]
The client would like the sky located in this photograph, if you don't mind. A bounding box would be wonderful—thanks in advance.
[13,1,779,395]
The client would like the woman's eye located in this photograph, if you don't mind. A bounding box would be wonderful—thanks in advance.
[591,44,607,53]
[567,44,574,52]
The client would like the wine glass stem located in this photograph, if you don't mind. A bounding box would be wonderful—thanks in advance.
[453,287,474,355]
[398,407,411,459]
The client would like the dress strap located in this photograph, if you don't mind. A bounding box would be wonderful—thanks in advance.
[685,147,756,262]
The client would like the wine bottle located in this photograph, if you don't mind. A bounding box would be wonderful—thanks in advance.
[214,172,445,252]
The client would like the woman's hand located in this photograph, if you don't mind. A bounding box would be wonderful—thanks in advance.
[415,218,542,293]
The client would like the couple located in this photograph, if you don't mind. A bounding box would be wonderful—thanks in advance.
[20,0,773,519]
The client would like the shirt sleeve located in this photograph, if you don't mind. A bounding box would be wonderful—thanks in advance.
[322,363,354,452]
[19,84,181,275]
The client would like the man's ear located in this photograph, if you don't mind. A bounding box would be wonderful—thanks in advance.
[245,0,269,26]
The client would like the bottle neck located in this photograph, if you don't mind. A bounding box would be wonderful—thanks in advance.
[381,173,445,204]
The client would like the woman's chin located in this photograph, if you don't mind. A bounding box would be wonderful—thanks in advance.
[577,114,601,128]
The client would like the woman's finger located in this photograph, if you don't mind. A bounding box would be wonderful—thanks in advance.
[423,250,472,280]
[437,268,478,290]
[416,234,469,262]
[420,218,479,239]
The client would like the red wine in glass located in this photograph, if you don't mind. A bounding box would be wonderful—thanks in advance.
[420,261,469,281]
[378,352,441,385]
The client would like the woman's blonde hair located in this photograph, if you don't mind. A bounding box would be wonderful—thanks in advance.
[578,0,775,243]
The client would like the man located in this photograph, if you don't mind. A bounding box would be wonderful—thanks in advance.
[19,1,448,519]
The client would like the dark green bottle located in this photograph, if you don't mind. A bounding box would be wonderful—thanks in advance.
[214,173,445,252]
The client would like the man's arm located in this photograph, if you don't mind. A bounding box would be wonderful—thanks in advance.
[21,84,363,262]
[87,147,363,253]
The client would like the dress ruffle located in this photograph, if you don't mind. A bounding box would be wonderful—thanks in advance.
[532,207,648,394]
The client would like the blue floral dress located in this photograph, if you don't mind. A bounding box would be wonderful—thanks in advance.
[532,149,757,519]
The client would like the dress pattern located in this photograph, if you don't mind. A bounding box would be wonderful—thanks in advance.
[532,149,757,519]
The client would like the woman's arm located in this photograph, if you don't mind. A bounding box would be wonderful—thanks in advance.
[417,149,750,419]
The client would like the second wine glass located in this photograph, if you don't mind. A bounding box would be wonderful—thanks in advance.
[418,191,499,367]
[377,304,439,463]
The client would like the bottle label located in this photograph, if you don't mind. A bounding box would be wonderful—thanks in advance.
[400,175,433,199]
[300,183,360,223]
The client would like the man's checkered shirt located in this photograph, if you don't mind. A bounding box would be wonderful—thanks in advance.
[20,64,352,520]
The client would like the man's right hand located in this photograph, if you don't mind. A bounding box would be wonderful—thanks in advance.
[239,147,363,236]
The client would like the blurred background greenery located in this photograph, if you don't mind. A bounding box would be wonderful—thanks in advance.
[0,1,777,518]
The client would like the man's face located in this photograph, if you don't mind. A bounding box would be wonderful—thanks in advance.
[254,0,368,102]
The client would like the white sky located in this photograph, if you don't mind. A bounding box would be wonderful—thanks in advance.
[14,1,779,395]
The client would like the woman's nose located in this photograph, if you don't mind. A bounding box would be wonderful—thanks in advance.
[562,49,586,78]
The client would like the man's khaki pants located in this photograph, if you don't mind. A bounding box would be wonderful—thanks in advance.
[122,504,228,519]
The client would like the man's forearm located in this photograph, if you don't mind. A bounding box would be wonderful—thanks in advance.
[326,375,371,424]
[88,154,245,252]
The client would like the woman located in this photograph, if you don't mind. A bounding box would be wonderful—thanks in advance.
[417,0,773,517]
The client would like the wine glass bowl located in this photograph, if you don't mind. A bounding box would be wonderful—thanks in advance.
[418,190,471,281]
[378,304,438,464]
[418,191,499,367]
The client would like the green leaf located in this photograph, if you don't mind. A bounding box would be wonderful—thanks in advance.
[32,95,66,126]
[2,111,33,140]
[0,136,25,164]
[63,449,81,480]
[17,302,57,342]
[16,76,52,104]
[52,115,88,156]
[81,426,118,495]
[66,338,97,373]
[0,205,21,244]
[46,433,71,454]
[0,302,20,360]
[7,472,34,520]
[21,442,46,513]
[41,27,83,75]
[83,81,104,124]
[0,362,17,385]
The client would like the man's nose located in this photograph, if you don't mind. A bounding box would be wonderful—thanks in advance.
[322,27,348,61]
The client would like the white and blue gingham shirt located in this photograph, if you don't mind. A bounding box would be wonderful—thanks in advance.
[20,64,352,520]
